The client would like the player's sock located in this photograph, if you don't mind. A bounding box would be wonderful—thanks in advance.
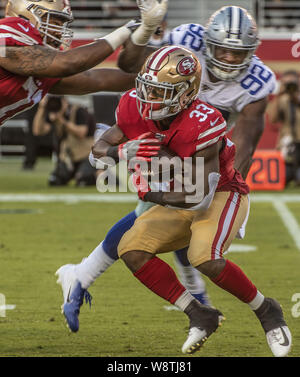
[210,259,259,304]
[74,211,137,289]
[248,291,265,310]
[174,248,210,305]
[133,256,188,306]
[74,241,115,289]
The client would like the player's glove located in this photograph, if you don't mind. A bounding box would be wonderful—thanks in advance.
[125,19,142,33]
[118,132,162,161]
[131,0,168,46]
[132,164,151,201]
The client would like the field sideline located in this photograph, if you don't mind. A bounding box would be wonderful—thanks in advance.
[0,159,299,358]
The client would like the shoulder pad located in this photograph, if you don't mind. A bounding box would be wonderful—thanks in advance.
[239,56,276,99]
[169,23,205,54]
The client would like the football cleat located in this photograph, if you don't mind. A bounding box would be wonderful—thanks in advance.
[55,264,92,333]
[182,327,208,354]
[182,301,224,354]
[266,326,292,357]
[254,297,292,357]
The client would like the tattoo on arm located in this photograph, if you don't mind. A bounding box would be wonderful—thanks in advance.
[5,45,57,75]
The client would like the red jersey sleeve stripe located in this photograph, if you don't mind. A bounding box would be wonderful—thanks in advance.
[0,33,38,46]
[197,121,227,140]
[0,25,39,44]
[196,131,226,151]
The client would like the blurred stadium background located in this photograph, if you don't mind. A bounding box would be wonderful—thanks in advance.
[0,0,300,358]
[1,0,300,165]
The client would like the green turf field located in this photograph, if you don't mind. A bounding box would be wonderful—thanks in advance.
[0,158,299,357]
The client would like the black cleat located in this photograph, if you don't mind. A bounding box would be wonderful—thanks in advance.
[182,300,224,354]
[254,297,292,357]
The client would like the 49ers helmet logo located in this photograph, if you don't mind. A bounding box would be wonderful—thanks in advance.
[177,57,197,76]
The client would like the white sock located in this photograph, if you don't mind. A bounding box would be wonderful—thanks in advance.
[248,291,265,310]
[174,257,206,294]
[174,290,195,311]
[74,241,116,289]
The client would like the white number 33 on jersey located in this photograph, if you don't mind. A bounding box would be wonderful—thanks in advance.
[189,103,215,122]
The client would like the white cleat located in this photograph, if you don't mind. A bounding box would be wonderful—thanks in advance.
[55,264,78,306]
[254,297,292,357]
[181,300,224,355]
[266,326,292,357]
[182,327,208,354]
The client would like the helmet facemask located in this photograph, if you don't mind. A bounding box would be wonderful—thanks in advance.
[6,0,74,49]
[136,74,192,121]
[204,39,257,81]
[31,5,73,49]
[204,6,259,81]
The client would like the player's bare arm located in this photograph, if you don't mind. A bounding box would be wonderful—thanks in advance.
[0,39,118,78]
[50,69,136,95]
[0,0,167,78]
[92,124,128,162]
[231,97,268,180]
[118,39,156,73]
[145,141,221,208]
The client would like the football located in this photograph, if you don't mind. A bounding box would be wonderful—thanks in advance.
[139,145,180,183]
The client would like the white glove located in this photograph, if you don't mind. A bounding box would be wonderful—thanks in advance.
[138,0,168,30]
[89,151,98,168]
[89,152,115,170]
[132,0,168,46]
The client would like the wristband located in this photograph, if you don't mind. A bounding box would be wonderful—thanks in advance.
[102,26,132,51]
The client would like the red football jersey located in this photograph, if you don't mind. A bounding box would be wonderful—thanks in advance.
[116,89,249,194]
[0,17,61,125]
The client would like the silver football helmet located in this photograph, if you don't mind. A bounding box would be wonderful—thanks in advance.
[204,6,259,81]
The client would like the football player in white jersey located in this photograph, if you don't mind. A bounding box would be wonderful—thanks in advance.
[56,4,287,357]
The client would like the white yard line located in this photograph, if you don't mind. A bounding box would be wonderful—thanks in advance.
[250,194,300,203]
[0,192,300,250]
[0,193,137,203]
[271,200,300,250]
[0,192,300,203]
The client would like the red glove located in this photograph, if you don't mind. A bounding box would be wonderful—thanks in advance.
[118,132,162,162]
[132,164,151,201]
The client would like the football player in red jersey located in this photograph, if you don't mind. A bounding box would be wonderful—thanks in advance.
[90,46,291,357]
[0,0,168,125]
[57,6,278,328]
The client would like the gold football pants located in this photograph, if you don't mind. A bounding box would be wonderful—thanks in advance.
[118,191,249,267]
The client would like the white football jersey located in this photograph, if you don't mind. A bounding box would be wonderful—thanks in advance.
[169,23,276,130]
